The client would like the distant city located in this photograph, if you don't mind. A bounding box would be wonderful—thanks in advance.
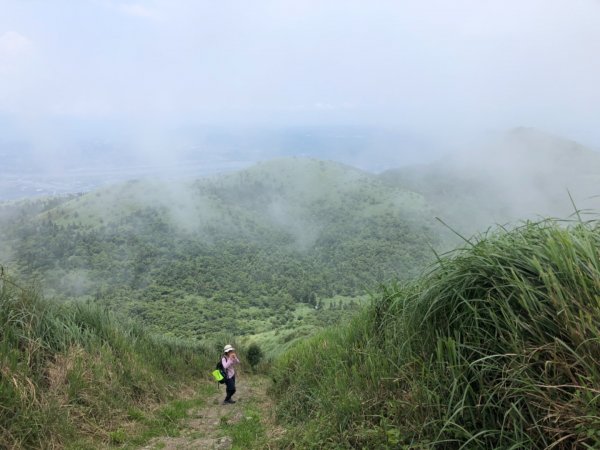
[0,126,435,200]
[0,160,253,200]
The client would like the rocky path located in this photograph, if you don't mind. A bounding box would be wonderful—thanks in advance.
[140,375,279,450]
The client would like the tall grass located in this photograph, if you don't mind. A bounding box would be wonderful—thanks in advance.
[0,271,213,449]
[271,219,600,448]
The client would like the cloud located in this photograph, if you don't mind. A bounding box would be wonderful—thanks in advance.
[1,0,600,150]
[0,31,33,58]
[117,3,160,20]
[314,102,335,111]
[0,31,34,99]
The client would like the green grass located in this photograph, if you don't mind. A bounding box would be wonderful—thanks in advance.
[220,404,267,449]
[271,219,600,448]
[238,295,368,356]
[0,270,218,449]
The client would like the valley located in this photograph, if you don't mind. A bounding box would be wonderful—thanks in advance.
[2,130,600,353]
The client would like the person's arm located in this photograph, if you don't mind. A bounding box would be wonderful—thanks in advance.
[222,355,240,369]
[222,356,234,369]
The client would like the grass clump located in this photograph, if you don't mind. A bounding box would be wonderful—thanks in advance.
[271,219,600,448]
[0,271,213,449]
[220,405,266,449]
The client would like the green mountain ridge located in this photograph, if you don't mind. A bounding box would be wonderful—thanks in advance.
[0,158,439,349]
[47,157,430,238]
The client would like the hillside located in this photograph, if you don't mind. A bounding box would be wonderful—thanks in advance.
[0,270,214,449]
[271,219,600,448]
[381,128,600,236]
[0,158,439,350]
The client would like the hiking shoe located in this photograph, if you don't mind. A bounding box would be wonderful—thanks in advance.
[223,399,236,404]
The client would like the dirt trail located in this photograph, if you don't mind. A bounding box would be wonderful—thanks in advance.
[140,375,276,450]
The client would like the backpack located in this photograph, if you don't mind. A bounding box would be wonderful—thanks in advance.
[212,359,227,384]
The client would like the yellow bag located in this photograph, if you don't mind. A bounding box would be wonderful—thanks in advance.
[212,368,225,383]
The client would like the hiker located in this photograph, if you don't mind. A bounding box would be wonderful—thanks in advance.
[221,344,240,404]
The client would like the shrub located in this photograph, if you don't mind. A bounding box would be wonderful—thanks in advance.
[246,342,264,370]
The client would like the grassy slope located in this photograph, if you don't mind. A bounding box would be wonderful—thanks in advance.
[271,219,600,448]
[0,270,218,449]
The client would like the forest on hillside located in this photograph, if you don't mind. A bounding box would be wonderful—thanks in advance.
[0,159,439,350]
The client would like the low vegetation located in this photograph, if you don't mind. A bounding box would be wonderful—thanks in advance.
[0,270,216,449]
[271,219,600,448]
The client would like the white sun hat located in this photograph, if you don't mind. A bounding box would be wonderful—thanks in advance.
[223,344,235,353]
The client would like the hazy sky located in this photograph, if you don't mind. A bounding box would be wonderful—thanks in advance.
[1,0,600,148]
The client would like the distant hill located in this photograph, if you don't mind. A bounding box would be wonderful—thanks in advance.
[380,128,600,236]
[0,158,439,346]
[48,157,431,241]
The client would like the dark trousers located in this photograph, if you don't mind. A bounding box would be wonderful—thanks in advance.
[225,375,236,400]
